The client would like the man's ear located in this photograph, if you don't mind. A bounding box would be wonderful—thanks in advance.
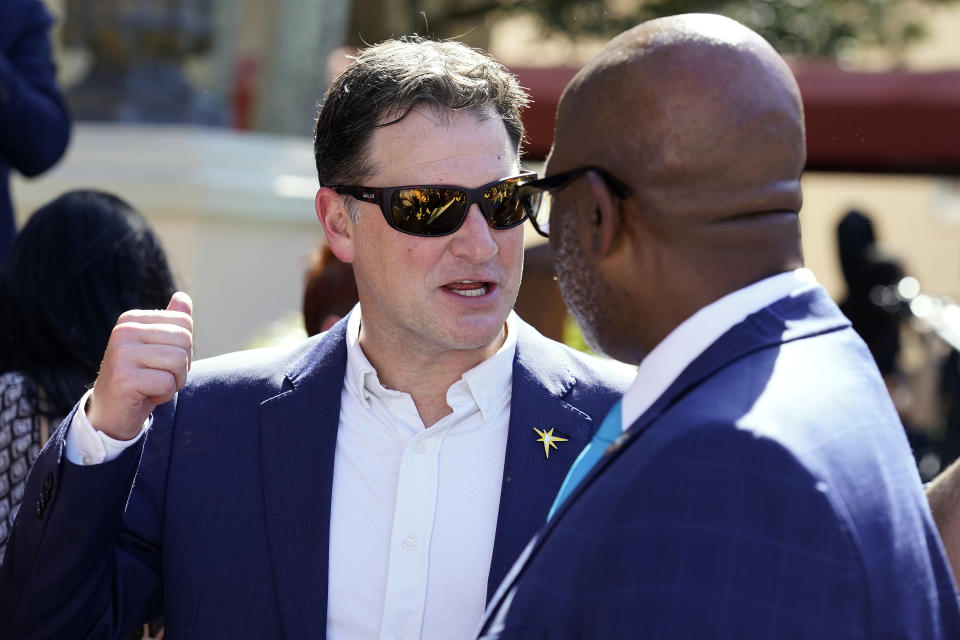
[315,187,356,263]
[584,171,622,259]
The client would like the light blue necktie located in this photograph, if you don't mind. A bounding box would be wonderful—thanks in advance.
[547,400,623,520]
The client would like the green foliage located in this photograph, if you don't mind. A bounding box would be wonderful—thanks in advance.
[427,0,957,59]
[562,313,595,354]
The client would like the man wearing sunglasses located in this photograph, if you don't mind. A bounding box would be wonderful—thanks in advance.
[0,38,630,638]
[478,14,960,639]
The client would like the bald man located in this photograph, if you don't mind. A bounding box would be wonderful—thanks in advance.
[478,14,960,639]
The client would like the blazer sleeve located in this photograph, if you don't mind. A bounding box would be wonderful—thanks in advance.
[0,400,172,639]
[0,0,71,177]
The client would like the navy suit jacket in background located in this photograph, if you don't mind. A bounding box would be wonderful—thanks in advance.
[0,316,630,639]
[0,0,71,260]
[479,288,960,639]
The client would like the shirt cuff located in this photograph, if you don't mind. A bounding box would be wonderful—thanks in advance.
[65,389,150,465]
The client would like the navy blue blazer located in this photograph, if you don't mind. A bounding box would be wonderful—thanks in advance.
[0,0,71,260]
[0,316,630,639]
[479,288,960,639]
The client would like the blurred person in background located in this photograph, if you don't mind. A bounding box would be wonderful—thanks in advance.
[0,190,173,640]
[836,209,960,481]
[0,38,631,639]
[303,244,359,336]
[837,209,905,378]
[0,189,175,563]
[0,0,72,261]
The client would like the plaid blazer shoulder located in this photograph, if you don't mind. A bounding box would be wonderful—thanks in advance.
[480,288,960,639]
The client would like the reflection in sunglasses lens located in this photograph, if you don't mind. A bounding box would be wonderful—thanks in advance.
[388,175,536,236]
[394,188,466,234]
[485,177,527,228]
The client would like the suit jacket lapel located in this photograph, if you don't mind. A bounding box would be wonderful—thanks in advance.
[613,287,850,445]
[486,322,600,601]
[482,288,851,624]
[259,319,349,639]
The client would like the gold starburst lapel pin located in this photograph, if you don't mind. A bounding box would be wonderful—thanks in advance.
[533,427,568,459]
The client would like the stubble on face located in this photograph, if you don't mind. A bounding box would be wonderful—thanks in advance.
[551,202,612,356]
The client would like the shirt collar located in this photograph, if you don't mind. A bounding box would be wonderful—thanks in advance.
[344,305,517,422]
[620,268,819,431]
[461,313,517,421]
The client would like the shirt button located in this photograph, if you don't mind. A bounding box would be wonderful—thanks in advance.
[413,442,426,454]
[81,454,94,466]
[403,536,417,550]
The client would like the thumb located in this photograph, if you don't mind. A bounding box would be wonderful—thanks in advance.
[167,291,193,316]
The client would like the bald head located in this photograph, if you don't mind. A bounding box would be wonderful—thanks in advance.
[547,15,808,361]
[553,14,805,247]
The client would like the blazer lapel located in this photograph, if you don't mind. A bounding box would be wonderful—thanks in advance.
[482,288,851,624]
[259,320,349,639]
[486,322,600,601]
[550,287,850,526]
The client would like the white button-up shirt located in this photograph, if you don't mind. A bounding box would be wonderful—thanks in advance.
[327,308,516,639]
[67,307,518,640]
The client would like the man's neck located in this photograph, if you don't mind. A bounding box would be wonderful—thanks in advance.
[357,324,507,428]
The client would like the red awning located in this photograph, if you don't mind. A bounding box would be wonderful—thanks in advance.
[512,64,960,175]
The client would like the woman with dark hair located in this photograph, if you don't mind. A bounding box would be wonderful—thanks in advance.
[0,189,176,561]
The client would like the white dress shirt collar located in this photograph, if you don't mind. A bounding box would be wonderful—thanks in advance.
[344,304,518,423]
[620,268,819,431]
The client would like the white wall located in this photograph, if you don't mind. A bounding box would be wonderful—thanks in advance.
[11,124,323,358]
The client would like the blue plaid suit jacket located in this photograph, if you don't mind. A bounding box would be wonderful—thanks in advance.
[0,315,630,639]
[479,287,960,639]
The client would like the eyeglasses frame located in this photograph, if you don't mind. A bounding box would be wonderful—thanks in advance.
[516,165,631,238]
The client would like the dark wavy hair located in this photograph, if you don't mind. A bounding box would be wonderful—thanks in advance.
[0,190,176,415]
[313,36,530,209]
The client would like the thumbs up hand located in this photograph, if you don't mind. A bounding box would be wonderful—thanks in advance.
[87,292,194,441]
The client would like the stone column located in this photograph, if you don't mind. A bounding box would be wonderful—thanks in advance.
[253,0,351,136]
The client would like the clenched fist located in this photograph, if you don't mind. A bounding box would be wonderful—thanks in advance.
[87,292,194,441]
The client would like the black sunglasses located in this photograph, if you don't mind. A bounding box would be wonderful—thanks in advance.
[330,171,539,238]
[516,166,630,237]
